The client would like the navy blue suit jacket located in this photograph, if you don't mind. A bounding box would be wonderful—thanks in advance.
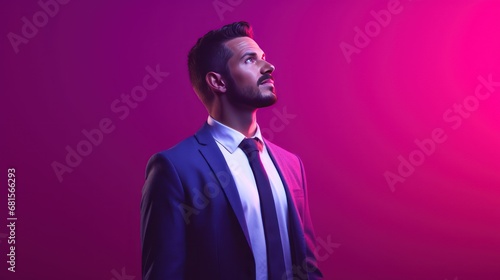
[141,123,323,280]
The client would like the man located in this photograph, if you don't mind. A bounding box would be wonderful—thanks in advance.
[141,21,323,280]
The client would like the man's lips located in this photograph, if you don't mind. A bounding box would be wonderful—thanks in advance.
[258,75,275,85]
[257,73,274,85]
[261,79,274,85]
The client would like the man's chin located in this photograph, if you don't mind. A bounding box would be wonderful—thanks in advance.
[228,87,277,108]
[255,94,277,108]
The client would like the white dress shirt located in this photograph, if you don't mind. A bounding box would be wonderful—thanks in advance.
[207,116,292,280]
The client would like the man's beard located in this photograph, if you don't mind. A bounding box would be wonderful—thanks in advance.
[225,76,277,109]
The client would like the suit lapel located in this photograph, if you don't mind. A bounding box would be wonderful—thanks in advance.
[195,123,252,247]
[265,140,307,268]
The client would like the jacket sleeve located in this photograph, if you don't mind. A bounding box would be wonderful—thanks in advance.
[140,153,186,280]
[298,157,324,280]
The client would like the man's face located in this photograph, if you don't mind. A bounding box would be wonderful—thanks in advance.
[223,37,277,109]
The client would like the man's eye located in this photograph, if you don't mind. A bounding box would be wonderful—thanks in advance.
[245,57,256,63]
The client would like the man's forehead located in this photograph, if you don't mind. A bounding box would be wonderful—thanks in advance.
[225,37,264,55]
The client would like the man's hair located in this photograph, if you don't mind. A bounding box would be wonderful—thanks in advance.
[188,21,254,106]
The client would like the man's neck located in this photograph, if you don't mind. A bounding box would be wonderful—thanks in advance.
[211,107,258,138]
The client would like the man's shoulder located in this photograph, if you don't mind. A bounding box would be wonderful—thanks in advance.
[156,134,200,160]
[144,134,203,178]
[150,123,212,162]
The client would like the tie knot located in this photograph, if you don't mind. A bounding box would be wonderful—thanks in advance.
[239,138,261,156]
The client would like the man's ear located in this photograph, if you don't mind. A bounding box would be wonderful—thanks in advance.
[205,72,227,94]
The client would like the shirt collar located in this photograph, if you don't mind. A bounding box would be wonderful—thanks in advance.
[207,116,264,154]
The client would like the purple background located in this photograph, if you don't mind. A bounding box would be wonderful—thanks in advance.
[2,0,500,279]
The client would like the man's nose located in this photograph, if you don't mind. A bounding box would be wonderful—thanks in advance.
[261,60,275,74]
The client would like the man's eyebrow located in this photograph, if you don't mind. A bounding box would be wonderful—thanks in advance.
[240,52,257,59]
[240,52,266,60]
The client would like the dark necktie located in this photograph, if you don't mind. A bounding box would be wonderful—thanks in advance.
[239,138,286,280]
